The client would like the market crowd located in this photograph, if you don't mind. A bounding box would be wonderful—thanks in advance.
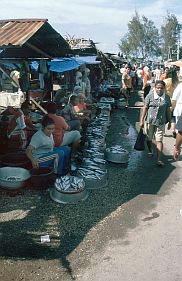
[0,59,182,175]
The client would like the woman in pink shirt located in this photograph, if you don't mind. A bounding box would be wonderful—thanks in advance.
[47,102,81,158]
[74,94,91,116]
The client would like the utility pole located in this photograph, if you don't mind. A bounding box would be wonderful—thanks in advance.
[168,47,172,60]
[177,24,182,60]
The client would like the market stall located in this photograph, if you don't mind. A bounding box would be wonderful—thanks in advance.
[0,18,71,153]
[0,18,71,105]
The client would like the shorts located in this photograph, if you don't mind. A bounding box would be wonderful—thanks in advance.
[61,130,81,146]
[145,123,165,142]
[176,114,182,132]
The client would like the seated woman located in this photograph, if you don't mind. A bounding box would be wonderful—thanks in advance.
[72,94,91,131]
[74,94,92,118]
[46,101,81,158]
[26,115,71,175]
[61,95,81,131]
[5,101,36,150]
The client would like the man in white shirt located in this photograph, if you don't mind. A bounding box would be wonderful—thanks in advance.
[154,65,162,82]
[172,82,182,124]
[173,113,182,160]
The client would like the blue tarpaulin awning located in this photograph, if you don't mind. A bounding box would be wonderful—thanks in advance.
[72,55,101,65]
[49,57,82,73]
[31,56,101,73]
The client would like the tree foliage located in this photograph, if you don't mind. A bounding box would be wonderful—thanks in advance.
[160,13,179,60]
[118,12,160,60]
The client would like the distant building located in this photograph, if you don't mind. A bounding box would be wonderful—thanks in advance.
[65,36,98,56]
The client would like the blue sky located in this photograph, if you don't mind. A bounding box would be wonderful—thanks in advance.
[0,0,182,54]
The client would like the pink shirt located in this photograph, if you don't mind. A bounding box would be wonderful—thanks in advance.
[74,103,87,113]
[48,113,68,146]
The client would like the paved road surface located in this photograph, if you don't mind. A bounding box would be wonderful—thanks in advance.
[0,91,182,281]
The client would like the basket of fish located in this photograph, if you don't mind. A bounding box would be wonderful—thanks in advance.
[50,176,89,204]
[0,167,31,189]
[105,145,129,164]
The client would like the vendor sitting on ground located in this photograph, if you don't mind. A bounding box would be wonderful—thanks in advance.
[72,94,91,131]
[61,95,82,131]
[54,88,67,106]
[46,101,81,158]
[26,115,71,175]
[5,101,36,149]
[73,85,86,97]
[74,94,92,118]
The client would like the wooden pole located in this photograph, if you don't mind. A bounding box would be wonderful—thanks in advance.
[30,96,47,114]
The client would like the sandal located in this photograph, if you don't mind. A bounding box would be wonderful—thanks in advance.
[148,151,153,157]
[157,160,165,167]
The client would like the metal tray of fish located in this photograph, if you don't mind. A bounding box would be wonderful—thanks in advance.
[0,167,31,189]
[105,146,129,163]
[50,187,89,204]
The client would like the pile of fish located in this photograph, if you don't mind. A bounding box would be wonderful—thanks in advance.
[85,114,109,153]
[69,105,112,188]
[82,157,106,168]
[106,145,127,154]
[55,176,85,193]
[78,117,108,187]
[83,148,105,159]
[77,166,106,180]
[77,149,107,189]
[77,165,107,189]
[4,176,22,181]
[97,103,111,111]
[77,110,112,186]
[99,97,115,104]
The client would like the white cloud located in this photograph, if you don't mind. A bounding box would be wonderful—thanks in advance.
[0,0,182,53]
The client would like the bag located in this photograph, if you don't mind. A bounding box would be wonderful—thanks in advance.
[134,128,146,151]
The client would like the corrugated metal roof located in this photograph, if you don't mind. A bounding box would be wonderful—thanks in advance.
[0,19,47,47]
[0,19,71,58]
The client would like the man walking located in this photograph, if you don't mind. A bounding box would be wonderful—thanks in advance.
[173,114,182,160]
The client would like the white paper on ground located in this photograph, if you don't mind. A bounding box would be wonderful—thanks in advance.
[41,235,50,243]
